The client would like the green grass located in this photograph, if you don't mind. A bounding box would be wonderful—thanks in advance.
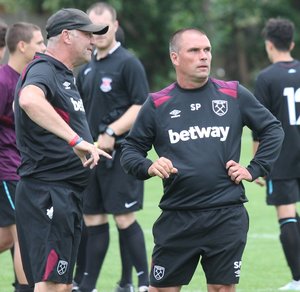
[0,128,294,291]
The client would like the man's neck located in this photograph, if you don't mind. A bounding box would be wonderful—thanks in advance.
[8,54,26,74]
[96,41,120,60]
[45,48,74,71]
[272,51,293,63]
[177,76,209,90]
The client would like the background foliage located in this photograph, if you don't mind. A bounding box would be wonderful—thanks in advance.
[0,0,300,90]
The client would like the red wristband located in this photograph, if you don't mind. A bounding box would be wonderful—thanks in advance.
[69,134,80,147]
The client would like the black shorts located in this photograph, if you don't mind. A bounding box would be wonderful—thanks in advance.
[15,178,83,286]
[150,205,249,287]
[83,148,144,215]
[266,178,300,205]
[0,180,17,227]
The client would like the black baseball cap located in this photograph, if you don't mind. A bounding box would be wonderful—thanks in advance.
[46,8,109,39]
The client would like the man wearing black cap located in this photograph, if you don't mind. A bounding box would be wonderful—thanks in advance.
[13,8,110,292]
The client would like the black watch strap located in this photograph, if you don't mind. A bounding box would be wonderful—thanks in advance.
[105,126,116,137]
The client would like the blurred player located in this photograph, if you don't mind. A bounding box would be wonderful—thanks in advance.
[76,2,149,292]
[253,17,300,291]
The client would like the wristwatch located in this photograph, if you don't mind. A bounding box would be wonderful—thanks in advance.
[105,126,116,137]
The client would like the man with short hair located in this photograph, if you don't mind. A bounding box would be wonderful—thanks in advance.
[253,17,300,291]
[76,2,149,292]
[120,28,284,292]
[13,8,110,292]
[0,21,46,292]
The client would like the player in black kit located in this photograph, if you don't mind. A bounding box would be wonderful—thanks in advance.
[120,28,284,292]
[76,3,149,292]
[13,8,110,292]
[253,18,300,291]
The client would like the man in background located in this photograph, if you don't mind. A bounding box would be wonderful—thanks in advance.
[0,22,45,292]
[76,2,149,292]
[72,22,127,290]
[253,17,300,291]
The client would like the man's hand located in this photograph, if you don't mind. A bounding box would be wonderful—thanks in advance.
[226,160,252,184]
[148,157,178,179]
[73,140,112,169]
[97,133,115,153]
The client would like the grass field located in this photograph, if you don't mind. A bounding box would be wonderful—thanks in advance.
[0,128,294,291]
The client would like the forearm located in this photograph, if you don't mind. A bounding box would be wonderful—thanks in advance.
[109,104,141,136]
[247,123,284,179]
[19,85,77,143]
[120,143,153,180]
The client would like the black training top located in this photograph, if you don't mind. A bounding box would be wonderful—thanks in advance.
[254,60,300,179]
[121,78,284,210]
[14,53,93,189]
[77,44,149,141]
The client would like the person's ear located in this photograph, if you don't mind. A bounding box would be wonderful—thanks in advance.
[114,20,119,33]
[18,40,27,53]
[265,40,273,51]
[62,29,72,44]
[170,51,179,66]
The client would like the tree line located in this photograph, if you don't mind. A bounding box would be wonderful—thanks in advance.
[1,0,300,91]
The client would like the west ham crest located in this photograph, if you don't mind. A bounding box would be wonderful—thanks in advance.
[57,260,68,276]
[153,265,165,280]
[212,100,228,116]
[100,77,112,92]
